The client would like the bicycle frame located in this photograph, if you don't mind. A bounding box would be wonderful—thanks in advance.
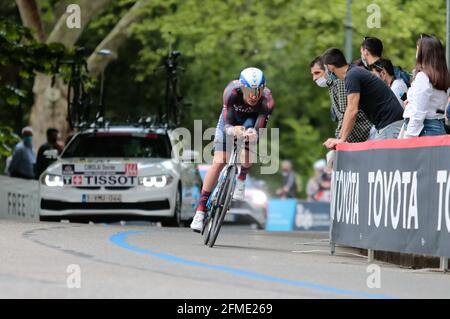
[206,137,244,211]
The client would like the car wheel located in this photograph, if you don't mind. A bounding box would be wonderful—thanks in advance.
[161,185,182,227]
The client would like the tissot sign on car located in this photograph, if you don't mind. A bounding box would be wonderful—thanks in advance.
[61,163,138,186]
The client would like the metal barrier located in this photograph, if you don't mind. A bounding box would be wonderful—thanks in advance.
[0,176,39,221]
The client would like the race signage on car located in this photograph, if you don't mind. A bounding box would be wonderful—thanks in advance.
[62,163,138,175]
[62,163,138,186]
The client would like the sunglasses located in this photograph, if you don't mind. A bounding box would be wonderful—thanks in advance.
[242,86,263,99]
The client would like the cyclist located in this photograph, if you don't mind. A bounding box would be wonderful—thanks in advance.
[190,67,275,232]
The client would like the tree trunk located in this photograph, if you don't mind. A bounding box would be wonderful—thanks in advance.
[29,0,113,147]
[46,0,114,45]
[87,0,149,77]
[15,0,45,42]
[30,74,70,147]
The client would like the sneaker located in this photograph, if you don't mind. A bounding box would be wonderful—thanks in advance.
[233,179,246,201]
[190,211,205,232]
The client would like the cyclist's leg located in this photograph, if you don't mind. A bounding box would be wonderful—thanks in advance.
[191,114,232,231]
[237,116,257,181]
[196,112,232,212]
[232,116,256,200]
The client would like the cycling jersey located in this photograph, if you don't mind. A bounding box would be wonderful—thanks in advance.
[213,80,274,152]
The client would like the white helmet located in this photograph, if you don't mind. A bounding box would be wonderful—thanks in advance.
[239,67,265,99]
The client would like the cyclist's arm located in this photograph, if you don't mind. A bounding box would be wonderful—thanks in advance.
[223,82,240,136]
[253,90,275,135]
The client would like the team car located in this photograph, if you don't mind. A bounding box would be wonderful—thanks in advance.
[39,125,202,226]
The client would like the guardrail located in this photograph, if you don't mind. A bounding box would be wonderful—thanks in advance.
[0,176,39,221]
[330,135,450,271]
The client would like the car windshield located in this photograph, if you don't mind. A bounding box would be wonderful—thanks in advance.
[61,132,172,158]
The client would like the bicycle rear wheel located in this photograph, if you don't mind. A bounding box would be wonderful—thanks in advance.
[208,165,236,248]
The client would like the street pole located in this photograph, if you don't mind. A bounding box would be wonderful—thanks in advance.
[345,0,353,63]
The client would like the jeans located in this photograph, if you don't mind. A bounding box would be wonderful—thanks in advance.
[404,118,446,137]
[374,120,403,140]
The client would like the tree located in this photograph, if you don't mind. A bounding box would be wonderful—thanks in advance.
[13,0,149,147]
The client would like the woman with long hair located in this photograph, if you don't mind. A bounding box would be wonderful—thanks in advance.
[402,34,450,138]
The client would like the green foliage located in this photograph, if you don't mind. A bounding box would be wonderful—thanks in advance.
[125,0,447,186]
[0,126,20,158]
[0,19,69,112]
[1,0,448,189]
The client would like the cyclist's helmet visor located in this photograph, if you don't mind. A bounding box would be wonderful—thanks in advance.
[241,86,264,99]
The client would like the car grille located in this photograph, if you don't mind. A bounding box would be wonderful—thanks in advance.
[41,199,170,211]
[73,186,135,190]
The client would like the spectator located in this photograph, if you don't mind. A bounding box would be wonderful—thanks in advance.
[445,97,450,134]
[402,34,450,138]
[306,159,331,202]
[4,156,12,175]
[35,128,64,178]
[361,36,411,86]
[310,56,372,143]
[360,36,383,69]
[276,160,297,198]
[8,126,36,179]
[322,48,404,150]
[370,58,408,108]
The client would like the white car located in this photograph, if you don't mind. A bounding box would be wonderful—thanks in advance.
[39,126,202,226]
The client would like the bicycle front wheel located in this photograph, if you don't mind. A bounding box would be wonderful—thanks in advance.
[208,165,237,248]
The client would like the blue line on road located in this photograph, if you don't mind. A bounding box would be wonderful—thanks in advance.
[109,230,395,299]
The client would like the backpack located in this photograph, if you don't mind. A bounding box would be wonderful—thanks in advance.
[394,66,411,88]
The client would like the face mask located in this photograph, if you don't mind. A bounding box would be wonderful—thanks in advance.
[361,56,369,68]
[325,68,338,82]
[23,136,32,146]
[315,76,328,88]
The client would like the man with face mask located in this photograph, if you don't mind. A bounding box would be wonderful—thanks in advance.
[310,56,372,143]
[360,37,383,69]
[322,48,404,150]
[35,128,63,179]
[8,126,36,180]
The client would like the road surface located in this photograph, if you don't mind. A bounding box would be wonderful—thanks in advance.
[0,220,449,299]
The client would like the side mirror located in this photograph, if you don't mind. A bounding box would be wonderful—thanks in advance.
[43,149,58,160]
[181,150,199,163]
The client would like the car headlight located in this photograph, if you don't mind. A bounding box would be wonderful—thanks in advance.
[41,174,64,187]
[138,175,173,188]
[251,190,267,206]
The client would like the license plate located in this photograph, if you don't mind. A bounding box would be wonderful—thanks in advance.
[82,194,122,203]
